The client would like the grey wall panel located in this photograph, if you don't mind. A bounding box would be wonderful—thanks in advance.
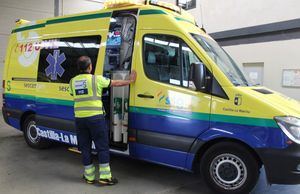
[214,29,300,46]
[211,18,300,40]
[210,18,300,46]
[0,7,53,34]
[0,0,54,14]
[0,35,9,88]
[0,35,8,60]
[201,0,300,33]
[62,0,103,15]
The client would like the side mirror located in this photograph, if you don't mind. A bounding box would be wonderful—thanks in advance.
[189,62,207,91]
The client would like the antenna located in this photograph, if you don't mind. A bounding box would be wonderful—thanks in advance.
[198,0,207,33]
[199,0,204,29]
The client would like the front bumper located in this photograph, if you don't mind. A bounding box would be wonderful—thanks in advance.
[257,143,300,184]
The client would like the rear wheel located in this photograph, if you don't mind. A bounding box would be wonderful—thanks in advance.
[23,115,51,149]
[200,142,260,194]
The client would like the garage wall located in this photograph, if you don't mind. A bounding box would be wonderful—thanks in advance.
[165,0,300,32]
[225,39,300,100]
[61,0,103,15]
[200,0,300,33]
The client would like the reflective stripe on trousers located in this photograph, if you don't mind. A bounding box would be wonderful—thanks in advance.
[99,163,112,179]
[84,164,96,181]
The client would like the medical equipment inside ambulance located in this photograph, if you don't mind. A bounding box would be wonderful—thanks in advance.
[102,10,137,149]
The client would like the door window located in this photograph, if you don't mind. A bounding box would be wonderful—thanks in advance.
[143,34,201,88]
[37,35,101,83]
[144,34,181,86]
[182,42,201,87]
[103,11,137,78]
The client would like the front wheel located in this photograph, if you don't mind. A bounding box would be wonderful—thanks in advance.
[23,115,51,149]
[200,142,260,194]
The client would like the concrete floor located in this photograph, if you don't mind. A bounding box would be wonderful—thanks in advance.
[1,114,300,194]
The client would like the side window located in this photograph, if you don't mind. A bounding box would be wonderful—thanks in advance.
[144,34,181,86]
[143,34,201,88]
[182,42,201,87]
[37,35,101,83]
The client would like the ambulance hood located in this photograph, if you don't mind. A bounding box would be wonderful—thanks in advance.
[238,87,300,118]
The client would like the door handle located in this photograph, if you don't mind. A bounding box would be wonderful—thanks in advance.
[137,94,154,99]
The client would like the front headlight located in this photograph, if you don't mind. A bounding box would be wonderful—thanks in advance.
[275,116,300,144]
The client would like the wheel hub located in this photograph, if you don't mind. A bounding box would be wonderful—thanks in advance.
[210,153,247,190]
[27,121,39,143]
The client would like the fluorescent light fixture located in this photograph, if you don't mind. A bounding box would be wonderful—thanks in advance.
[154,39,168,46]
[144,37,154,42]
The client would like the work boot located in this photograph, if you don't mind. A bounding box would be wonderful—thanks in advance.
[83,164,96,184]
[99,177,118,186]
[99,163,118,186]
[83,175,95,184]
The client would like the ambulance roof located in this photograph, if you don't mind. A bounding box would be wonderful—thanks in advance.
[12,0,197,34]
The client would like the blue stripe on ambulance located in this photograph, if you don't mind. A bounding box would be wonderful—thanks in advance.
[4,94,287,171]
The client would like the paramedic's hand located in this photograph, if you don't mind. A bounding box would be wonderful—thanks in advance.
[129,70,137,83]
[111,70,136,87]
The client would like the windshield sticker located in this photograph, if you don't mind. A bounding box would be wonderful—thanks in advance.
[45,50,66,81]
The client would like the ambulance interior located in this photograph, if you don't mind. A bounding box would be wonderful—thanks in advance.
[102,10,137,151]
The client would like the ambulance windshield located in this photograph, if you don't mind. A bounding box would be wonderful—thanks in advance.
[191,33,251,86]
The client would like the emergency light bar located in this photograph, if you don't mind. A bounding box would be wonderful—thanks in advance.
[15,19,31,25]
[104,0,181,14]
[149,0,181,13]
[104,0,145,8]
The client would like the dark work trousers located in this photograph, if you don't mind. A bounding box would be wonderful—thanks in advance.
[75,114,110,166]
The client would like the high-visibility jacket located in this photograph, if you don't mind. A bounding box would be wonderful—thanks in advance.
[69,73,111,118]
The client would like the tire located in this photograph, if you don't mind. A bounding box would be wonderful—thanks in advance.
[200,142,260,194]
[23,114,51,149]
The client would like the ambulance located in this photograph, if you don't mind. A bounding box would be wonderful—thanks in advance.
[2,0,300,193]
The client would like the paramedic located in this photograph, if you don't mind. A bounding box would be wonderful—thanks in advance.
[69,56,136,185]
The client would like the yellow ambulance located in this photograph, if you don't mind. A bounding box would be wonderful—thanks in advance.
[2,0,300,193]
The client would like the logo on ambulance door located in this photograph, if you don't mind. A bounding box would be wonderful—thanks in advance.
[45,50,66,81]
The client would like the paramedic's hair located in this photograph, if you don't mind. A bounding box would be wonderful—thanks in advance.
[77,56,92,73]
